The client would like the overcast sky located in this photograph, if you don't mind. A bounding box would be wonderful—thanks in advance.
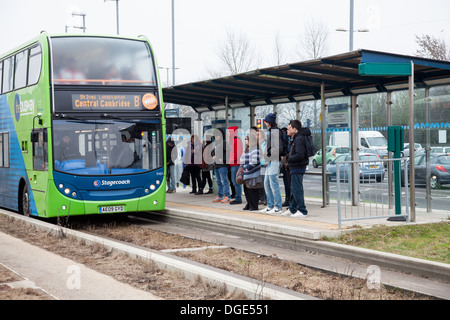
[1,0,449,85]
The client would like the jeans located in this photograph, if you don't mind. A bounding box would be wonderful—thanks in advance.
[264,161,282,210]
[214,166,230,198]
[289,173,307,215]
[230,165,242,202]
[167,165,176,190]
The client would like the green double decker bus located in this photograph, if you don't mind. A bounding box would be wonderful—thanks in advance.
[0,32,166,218]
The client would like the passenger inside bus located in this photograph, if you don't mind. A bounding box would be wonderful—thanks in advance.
[110,132,138,168]
[55,135,81,161]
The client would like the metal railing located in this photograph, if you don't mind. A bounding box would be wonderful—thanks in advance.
[336,158,409,229]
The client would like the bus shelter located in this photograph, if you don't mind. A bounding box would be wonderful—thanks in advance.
[162,49,450,221]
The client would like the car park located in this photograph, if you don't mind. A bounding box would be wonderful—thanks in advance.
[401,154,450,189]
[311,146,349,168]
[430,146,450,156]
[327,153,385,183]
[401,143,423,158]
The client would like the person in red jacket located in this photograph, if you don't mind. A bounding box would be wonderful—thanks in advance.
[228,126,243,204]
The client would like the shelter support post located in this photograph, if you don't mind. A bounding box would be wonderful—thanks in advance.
[225,96,229,129]
[350,95,359,206]
[409,62,416,222]
[321,82,327,208]
[425,88,432,213]
[296,102,300,120]
[386,92,393,209]
[250,106,255,128]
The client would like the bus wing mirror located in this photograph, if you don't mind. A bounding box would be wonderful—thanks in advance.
[31,132,39,143]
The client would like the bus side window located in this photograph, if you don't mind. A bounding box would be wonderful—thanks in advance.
[0,132,9,168]
[32,129,48,171]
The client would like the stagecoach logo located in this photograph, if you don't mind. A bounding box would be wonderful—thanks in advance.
[142,93,158,110]
[14,94,35,122]
[93,179,131,187]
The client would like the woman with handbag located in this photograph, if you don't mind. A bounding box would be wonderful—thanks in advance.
[239,130,262,211]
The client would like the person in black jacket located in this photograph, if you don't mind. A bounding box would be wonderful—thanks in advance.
[282,120,309,217]
[166,138,177,193]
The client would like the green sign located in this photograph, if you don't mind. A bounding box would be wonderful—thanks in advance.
[359,63,412,76]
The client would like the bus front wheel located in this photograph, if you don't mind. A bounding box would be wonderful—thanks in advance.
[20,184,30,217]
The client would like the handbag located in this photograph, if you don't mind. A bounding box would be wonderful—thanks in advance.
[180,167,190,185]
[245,175,263,189]
[236,166,244,185]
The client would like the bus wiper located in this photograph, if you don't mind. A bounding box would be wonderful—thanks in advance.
[101,113,124,120]
[55,113,82,120]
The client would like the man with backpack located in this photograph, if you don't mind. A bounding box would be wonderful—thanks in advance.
[282,119,313,217]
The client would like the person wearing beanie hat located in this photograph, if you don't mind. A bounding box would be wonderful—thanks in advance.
[259,113,283,214]
[264,113,277,126]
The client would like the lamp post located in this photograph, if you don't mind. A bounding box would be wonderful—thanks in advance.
[104,0,120,35]
[65,11,87,33]
[159,66,180,87]
[336,0,369,51]
[172,0,176,85]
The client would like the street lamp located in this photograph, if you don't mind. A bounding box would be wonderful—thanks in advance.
[65,12,87,33]
[159,66,180,87]
[336,27,370,51]
[336,0,369,51]
[104,0,120,35]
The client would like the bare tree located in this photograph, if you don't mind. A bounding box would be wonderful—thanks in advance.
[273,32,288,65]
[216,30,262,75]
[296,19,329,60]
[415,34,450,61]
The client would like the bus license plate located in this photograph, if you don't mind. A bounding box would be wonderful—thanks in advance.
[99,206,124,213]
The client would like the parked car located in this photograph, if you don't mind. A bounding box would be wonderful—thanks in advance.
[327,153,385,183]
[311,146,349,168]
[430,146,450,156]
[401,143,423,158]
[401,154,450,189]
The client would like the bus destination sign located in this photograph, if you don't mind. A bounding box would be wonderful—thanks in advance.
[71,93,159,111]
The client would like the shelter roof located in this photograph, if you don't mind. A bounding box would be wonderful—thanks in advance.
[162,49,450,112]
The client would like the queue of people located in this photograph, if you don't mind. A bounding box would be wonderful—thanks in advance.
[166,113,311,218]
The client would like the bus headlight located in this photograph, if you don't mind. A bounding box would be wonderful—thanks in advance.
[64,188,71,194]
[150,184,156,190]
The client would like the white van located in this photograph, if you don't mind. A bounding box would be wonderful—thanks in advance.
[329,131,388,159]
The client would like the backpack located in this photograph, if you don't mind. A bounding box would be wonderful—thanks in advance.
[280,130,289,156]
[304,135,317,158]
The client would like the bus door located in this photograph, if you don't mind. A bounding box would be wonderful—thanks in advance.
[30,128,49,215]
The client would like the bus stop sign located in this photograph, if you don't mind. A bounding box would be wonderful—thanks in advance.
[359,63,412,76]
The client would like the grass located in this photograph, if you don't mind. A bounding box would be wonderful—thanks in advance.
[324,221,450,264]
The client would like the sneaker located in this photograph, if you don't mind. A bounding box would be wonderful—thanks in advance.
[267,208,282,214]
[221,197,231,203]
[213,196,224,202]
[230,200,242,205]
[282,209,293,216]
[291,211,308,218]
[259,207,271,213]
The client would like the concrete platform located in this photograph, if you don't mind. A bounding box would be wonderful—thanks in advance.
[165,187,449,240]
